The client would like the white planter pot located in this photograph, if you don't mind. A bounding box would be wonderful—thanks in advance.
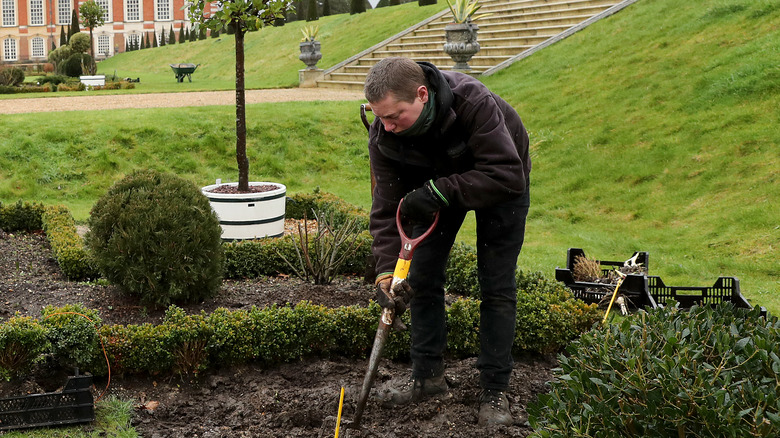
[79,75,105,87]
[202,182,286,241]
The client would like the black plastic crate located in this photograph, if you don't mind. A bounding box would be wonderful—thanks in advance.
[555,270,658,310]
[0,374,94,431]
[562,248,649,276]
[648,276,767,317]
[555,248,656,311]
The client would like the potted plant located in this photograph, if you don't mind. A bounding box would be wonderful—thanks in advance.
[443,0,491,70]
[189,0,290,240]
[299,25,322,70]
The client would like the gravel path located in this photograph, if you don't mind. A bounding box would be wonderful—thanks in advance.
[0,88,366,114]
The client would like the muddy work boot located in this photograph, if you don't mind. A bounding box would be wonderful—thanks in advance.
[379,374,448,407]
[478,389,512,426]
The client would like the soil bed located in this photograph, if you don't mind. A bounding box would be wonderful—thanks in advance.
[0,230,555,437]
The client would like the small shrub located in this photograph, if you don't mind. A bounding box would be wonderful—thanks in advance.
[0,200,44,232]
[163,306,212,376]
[38,74,69,87]
[85,169,225,307]
[41,304,102,371]
[279,209,366,285]
[0,316,50,380]
[444,242,480,298]
[514,273,600,353]
[528,304,779,437]
[0,67,25,86]
[57,81,86,91]
[62,53,95,77]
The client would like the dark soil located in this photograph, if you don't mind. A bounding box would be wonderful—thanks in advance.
[0,230,556,437]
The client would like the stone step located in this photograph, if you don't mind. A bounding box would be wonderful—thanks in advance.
[372,45,534,59]
[418,15,601,35]
[478,0,619,14]
[315,0,625,89]
[386,34,551,51]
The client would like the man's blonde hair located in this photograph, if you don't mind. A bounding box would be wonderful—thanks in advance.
[364,57,428,104]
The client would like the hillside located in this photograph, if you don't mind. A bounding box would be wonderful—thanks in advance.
[485,0,778,305]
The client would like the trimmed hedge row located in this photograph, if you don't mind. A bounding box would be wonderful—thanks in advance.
[41,205,100,280]
[0,289,600,378]
[0,200,44,232]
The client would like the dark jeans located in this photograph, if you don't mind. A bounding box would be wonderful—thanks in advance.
[407,185,530,391]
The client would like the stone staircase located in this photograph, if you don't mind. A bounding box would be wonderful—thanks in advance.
[316,0,630,90]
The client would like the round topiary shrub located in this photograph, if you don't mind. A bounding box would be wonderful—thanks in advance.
[60,53,96,77]
[86,169,225,307]
[68,32,91,54]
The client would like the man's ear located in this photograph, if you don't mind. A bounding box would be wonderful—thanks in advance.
[417,86,429,104]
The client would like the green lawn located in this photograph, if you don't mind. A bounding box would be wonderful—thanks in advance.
[1,0,777,314]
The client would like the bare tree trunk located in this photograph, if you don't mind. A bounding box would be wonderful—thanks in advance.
[89,28,94,59]
[235,25,249,192]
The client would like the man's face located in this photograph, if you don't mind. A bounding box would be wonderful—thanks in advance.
[370,86,429,134]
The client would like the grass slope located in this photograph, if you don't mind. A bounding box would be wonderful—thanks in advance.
[485,0,779,309]
[96,3,446,92]
[0,0,777,312]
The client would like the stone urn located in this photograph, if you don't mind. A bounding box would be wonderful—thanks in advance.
[443,22,480,71]
[299,40,322,70]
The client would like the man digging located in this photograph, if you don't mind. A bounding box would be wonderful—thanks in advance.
[365,57,532,426]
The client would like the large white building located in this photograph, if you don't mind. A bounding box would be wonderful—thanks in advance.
[1,0,211,64]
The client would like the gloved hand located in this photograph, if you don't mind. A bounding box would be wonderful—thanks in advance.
[375,274,415,317]
[400,180,448,224]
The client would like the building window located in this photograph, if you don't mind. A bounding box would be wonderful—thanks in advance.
[156,0,170,21]
[97,34,110,57]
[31,36,45,57]
[30,0,44,25]
[57,0,70,24]
[97,0,110,22]
[2,0,16,27]
[3,38,17,61]
[125,0,139,21]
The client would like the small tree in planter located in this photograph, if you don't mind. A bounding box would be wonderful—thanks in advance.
[78,0,106,61]
[190,0,292,240]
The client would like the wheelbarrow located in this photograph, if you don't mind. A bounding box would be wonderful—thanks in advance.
[169,63,200,82]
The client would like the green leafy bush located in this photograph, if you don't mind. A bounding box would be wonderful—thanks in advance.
[0,67,25,86]
[286,189,369,231]
[42,205,99,280]
[41,304,101,371]
[514,274,600,354]
[528,304,779,437]
[0,316,50,380]
[444,242,480,298]
[0,200,44,232]
[85,169,225,307]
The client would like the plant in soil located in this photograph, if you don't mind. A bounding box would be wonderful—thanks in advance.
[278,208,365,285]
